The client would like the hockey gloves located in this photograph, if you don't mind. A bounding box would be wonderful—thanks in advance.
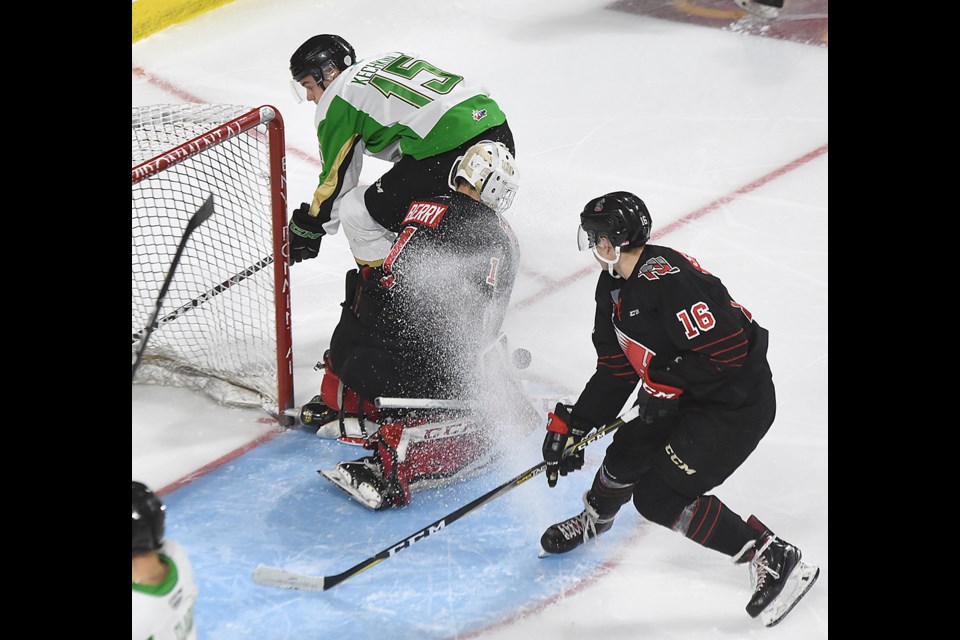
[634,392,680,425]
[634,362,686,424]
[542,403,594,488]
[288,202,327,264]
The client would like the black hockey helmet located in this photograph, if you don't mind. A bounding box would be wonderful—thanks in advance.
[290,34,356,88]
[132,481,165,555]
[577,191,652,251]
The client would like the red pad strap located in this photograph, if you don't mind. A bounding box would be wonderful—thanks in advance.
[374,417,488,506]
[319,365,379,418]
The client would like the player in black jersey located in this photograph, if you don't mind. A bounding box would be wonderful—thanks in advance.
[309,140,529,510]
[539,191,818,627]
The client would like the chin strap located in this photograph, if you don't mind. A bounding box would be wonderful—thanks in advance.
[592,246,622,278]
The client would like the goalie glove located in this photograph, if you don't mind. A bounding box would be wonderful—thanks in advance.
[288,202,327,264]
[542,403,594,488]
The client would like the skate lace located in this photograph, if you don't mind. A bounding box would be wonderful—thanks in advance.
[750,537,780,590]
[557,498,601,544]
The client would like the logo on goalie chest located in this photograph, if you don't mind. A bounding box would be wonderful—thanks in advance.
[402,201,448,228]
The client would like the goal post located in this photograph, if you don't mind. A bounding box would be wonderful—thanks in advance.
[132,104,294,426]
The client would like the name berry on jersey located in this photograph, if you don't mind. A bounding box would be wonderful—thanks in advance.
[402,201,449,228]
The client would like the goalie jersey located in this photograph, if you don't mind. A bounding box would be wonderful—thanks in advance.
[332,189,520,401]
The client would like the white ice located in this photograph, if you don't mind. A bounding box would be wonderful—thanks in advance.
[133,0,827,637]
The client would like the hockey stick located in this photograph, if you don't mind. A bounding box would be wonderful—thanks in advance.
[131,254,273,345]
[133,195,214,380]
[251,404,641,592]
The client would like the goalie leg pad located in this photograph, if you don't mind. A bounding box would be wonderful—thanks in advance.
[370,415,493,507]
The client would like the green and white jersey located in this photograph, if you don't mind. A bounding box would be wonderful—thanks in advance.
[308,51,507,225]
[132,540,198,640]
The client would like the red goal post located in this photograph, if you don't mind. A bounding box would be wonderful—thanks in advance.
[132,104,294,426]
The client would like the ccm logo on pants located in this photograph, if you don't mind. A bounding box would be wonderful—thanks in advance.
[665,443,697,475]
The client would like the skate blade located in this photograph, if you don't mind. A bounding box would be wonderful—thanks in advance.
[761,560,820,627]
[318,468,383,510]
[538,547,549,558]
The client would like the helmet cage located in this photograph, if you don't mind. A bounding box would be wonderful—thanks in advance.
[479,169,518,212]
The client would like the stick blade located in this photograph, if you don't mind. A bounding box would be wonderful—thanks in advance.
[187,194,215,232]
[252,565,328,591]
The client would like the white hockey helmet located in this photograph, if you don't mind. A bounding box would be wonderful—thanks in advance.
[448,140,519,212]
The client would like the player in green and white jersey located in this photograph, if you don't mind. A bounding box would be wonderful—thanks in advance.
[132,481,198,640]
[286,34,516,266]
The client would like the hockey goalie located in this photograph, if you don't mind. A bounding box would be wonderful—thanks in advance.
[303,141,538,510]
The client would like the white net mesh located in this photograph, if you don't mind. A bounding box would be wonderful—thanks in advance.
[132,104,287,415]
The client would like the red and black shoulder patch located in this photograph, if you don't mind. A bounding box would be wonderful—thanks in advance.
[402,201,449,228]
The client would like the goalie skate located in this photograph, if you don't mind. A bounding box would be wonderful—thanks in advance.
[319,457,398,510]
[299,396,337,428]
[315,417,380,443]
[758,560,820,627]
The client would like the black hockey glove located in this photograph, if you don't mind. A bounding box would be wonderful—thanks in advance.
[288,202,327,264]
[634,392,680,425]
[542,403,594,488]
[634,361,686,424]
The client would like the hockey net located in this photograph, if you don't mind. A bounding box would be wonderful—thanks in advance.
[132,104,294,425]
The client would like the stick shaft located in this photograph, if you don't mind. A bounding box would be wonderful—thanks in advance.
[131,255,272,344]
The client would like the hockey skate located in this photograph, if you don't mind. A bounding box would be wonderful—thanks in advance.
[318,456,403,510]
[539,491,615,556]
[314,414,381,443]
[734,516,820,627]
[300,395,379,443]
[298,395,338,429]
[734,0,782,19]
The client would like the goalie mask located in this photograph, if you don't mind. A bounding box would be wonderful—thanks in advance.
[448,141,519,213]
[132,481,166,555]
[577,191,652,277]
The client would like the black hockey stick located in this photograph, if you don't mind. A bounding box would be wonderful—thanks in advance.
[131,254,273,345]
[133,195,214,380]
[251,404,641,592]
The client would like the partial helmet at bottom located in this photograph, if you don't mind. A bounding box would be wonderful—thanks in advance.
[132,481,165,555]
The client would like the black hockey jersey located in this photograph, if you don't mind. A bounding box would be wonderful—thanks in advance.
[573,245,773,428]
[343,190,520,398]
